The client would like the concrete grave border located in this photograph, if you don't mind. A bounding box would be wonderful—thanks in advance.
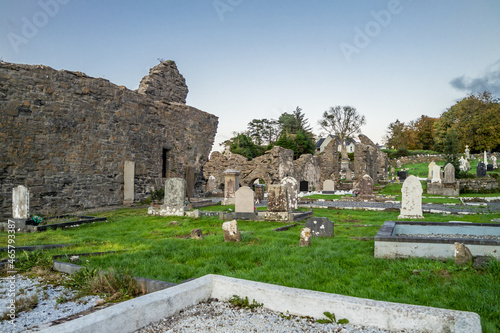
[39,274,481,333]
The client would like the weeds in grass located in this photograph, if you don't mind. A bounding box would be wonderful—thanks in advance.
[316,311,349,325]
[16,251,53,272]
[228,295,263,311]
[0,294,39,320]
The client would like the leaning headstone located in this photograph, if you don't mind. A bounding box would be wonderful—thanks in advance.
[191,228,203,240]
[267,185,289,212]
[322,179,335,193]
[431,165,442,183]
[454,243,472,266]
[476,161,487,178]
[222,169,240,205]
[305,217,334,237]
[299,227,311,247]
[427,161,436,180]
[358,174,375,200]
[222,220,240,242]
[443,163,456,183]
[123,160,135,205]
[281,176,298,210]
[398,175,424,219]
[235,186,256,219]
[12,185,29,219]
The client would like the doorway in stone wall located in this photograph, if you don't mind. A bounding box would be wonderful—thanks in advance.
[299,181,309,192]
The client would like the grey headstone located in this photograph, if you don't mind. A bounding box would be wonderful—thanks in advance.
[281,176,298,210]
[359,174,373,195]
[123,160,135,205]
[222,169,240,205]
[305,217,334,237]
[12,185,29,219]
[323,179,335,192]
[443,163,455,183]
[476,161,486,177]
[164,178,186,207]
[267,185,288,212]
[235,186,255,213]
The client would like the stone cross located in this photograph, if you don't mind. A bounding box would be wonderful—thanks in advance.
[267,184,289,212]
[12,185,29,219]
[280,176,298,210]
[398,175,424,219]
[222,169,240,205]
[322,179,335,192]
[235,186,255,213]
[427,161,436,180]
[443,163,456,183]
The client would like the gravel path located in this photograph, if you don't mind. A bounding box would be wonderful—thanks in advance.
[135,299,418,333]
[0,275,101,333]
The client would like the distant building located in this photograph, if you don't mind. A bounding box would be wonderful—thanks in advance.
[316,135,356,154]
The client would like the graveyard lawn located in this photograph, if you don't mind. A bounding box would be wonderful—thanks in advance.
[1,207,500,332]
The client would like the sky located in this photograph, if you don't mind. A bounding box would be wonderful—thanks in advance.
[1,0,500,152]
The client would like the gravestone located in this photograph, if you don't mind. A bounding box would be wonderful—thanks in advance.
[464,145,470,159]
[191,228,203,240]
[206,175,217,193]
[454,243,472,266]
[222,220,240,242]
[396,160,402,168]
[476,161,486,178]
[397,171,408,182]
[305,217,334,237]
[322,179,335,193]
[491,156,498,169]
[443,163,455,183]
[281,176,298,210]
[148,178,186,216]
[431,165,442,183]
[222,169,240,205]
[345,168,353,181]
[185,166,195,199]
[358,174,375,200]
[390,166,395,176]
[235,186,256,219]
[254,184,265,203]
[484,151,488,165]
[398,175,424,219]
[487,164,494,171]
[123,160,135,205]
[459,156,468,172]
[299,227,311,247]
[427,161,436,180]
[12,185,29,220]
[267,185,288,212]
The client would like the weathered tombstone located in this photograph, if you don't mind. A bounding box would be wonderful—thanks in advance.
[305,217,334,237]
[254,184,265,203]
[191,228,203,240]
[123,160,135,205]
[476,161,487,178]
[431,165,442,183]
[12,185,29,220]
[484,151,488,165]
[464,145,470,159]
[206,175,217,193]
[459,156,468,172]
[222,169,240,205]
[267,185,288,212]
[454,243,472,266]
[396,160,402,168]
[398,175,424,219]
[491,156,498,169]
[222,220,240,242]
[322,179,335,193]
[281,176,298,210]
[345,168,353,181]
[148,178,186,216]
[299,227,311,247]
[397,171,408,182]
[443,163,456,183]
[427,161,436,180]
[185,166,195,199]
[358,174,375,200]
[390,166,395,176]
[235,186,256,219]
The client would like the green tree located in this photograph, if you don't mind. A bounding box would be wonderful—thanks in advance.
[413,115,438,150]
[443,128,460,178]
[247,118,279,146]
[228,133,263,160]
[318,105,365,160]
[274,132,298,157]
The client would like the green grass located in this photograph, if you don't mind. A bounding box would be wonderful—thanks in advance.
[302,194,345,200]
[1,207,499,331]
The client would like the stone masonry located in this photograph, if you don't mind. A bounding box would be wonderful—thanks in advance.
[0,60,218,219]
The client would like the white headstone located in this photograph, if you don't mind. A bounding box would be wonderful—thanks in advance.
[123,160,135,205]
[322,179,335,192]
[12,185,29,219]
[492,156,498,169]
[427,161,436,180]
[484,151,488,165]
[280,176,298,210]
[464,145,470,159]
[206,175,217,192]
[235,186,255,213]
[459,156,468,172]
[398,175,424,219]
[431,165,442,183]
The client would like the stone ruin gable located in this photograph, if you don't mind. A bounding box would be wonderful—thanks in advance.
[315,139,339,184]
[203,144,339,191]
[354,134,388,184]
[0,61,218,219]
[137,60,188,104]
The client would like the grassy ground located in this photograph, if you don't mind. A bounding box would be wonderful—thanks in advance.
[1,207,499,332]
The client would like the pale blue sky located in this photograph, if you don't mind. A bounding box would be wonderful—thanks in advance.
[1,0,499,150]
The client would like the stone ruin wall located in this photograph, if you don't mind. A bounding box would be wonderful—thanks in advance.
[0,61,218,219]
[354,134,388,184]
[203,140,339,191]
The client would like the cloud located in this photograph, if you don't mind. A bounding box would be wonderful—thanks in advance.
[450,59,500,97]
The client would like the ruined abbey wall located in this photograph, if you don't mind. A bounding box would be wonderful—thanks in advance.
[0,61,218,219]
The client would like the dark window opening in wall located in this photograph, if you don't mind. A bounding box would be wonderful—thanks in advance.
[299,181,309,192]
[162,148,170,178]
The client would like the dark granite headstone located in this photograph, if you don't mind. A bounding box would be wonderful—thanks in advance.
[397,171,408,182]
[487,164,494,171]
[476,162,487,177]
[305,217,334,237]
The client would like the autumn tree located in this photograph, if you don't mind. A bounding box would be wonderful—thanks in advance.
[413,115,438,150]
[318,105,365,160]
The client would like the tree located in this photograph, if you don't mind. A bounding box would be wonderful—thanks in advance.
[274,132,298,157]
[413,115,438,150]
[227,133,263,160]
[319,106,365,160]
[443,128,460,178]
